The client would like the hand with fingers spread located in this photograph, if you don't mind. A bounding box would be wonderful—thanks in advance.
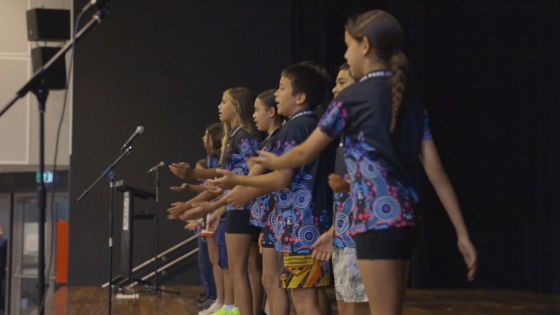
[169,162,193,179]
[225,186,252,209]
[167,202,191,219]
[250,151,282,170]
[328,173,350,193]
[184,220,200,231]
[458,236,478,281]
[311,231,333,261]
[207,169,238,190]
[181,201,214,221]
[170,183,189,192]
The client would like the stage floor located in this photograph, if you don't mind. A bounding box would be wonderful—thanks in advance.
[39,286,559,315]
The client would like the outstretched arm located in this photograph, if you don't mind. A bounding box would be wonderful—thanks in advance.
[209,168,293,192]
[422,138,477,281]
[169,162,223,180]
[252,128,333,170]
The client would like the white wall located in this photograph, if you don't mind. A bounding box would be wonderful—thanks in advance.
[0,0,73,173]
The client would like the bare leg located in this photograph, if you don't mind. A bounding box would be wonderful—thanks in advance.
[291,288,322,315]
[357,259,406,315]
[207,237,224,305]
[262,248,289,315]
[249,241,264,315]
[318,288,331,315]
[398,261,410,309]
[226,233,254,315]
[338,301,370,315]
[223,267,234,306]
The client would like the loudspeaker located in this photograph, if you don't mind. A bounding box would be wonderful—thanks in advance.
[31,47,67,90]
[26,9,70,42]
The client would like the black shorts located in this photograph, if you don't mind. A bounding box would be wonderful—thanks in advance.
[353,227,417,260]
[225,210,261,240]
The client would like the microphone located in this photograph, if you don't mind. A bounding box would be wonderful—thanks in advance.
[122,126,144,150]
[81,0,110,13]
[147,161,165,174]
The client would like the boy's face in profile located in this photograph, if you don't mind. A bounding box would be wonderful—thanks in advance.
[275,76,300,117]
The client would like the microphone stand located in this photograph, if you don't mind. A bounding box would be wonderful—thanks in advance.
[0,4,110,315]
[77,146,132,315]
[146,167,180,296]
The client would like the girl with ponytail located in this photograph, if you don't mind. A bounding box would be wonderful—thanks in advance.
[168,87,262,315]
[253,10,477,315]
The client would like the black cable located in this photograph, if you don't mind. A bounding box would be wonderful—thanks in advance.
[36,7,84,315]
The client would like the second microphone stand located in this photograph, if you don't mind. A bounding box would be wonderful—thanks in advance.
[146,166,180,296]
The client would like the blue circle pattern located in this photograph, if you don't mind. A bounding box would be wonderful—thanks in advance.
[293,190,311,210]
[325,106,340,126]
[373,196,401,221]
[277,189,291,208]
[335,213,349,235]
[298,225,319,246]
[360,159,380,178]
[240,141,251,154]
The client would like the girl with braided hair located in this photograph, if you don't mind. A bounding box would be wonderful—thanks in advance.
[253,10,477,315]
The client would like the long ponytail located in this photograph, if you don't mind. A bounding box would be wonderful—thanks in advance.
[389,51,408,133]
[346,10,407,133]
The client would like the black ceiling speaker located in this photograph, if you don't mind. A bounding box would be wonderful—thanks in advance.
[26,8,71,42]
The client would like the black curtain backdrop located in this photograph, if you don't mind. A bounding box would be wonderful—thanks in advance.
[69,0,291,286]
[69,0,560,293]
[292,0,560,293]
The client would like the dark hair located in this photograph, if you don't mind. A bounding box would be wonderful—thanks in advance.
[281,64,329,110]
[339,62,350,71]
[257,89,285,123]
[299,61,330,79]
[346,10,408,133]
[206,122,222,155]
[299,61,332,112]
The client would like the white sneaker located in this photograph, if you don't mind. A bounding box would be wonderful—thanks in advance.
[199,300,222,315]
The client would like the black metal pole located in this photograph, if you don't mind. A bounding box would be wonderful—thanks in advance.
[108,171,115,315]
[153,168,160,294]
[147,166,179,296]
[77,147,131,315]
[32,85,48,315]
[0,4,109,314]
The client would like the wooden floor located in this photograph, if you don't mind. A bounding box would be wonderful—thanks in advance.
[37,286,559,315]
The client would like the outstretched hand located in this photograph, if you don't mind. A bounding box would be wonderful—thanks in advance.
[205,179,225,194]
[207,169,238,190]
[169,162,193,179]
[181,201,214,221]
[170,183,189,192]
[167,202,191,219]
